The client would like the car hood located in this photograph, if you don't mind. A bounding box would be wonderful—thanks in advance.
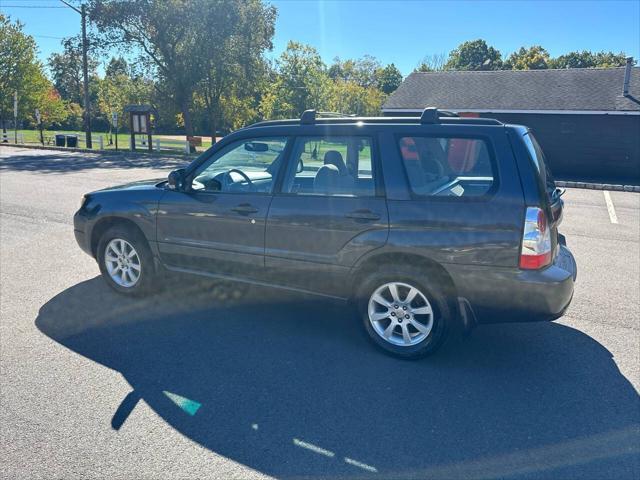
[93,178,167,194]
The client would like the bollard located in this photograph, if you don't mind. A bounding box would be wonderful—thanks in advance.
[155,138,160,151]
[99,136,104,150]
[2,132,8,142]
[185,140,190,154]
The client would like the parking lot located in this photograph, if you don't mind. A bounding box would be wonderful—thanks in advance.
[1,146,638,479]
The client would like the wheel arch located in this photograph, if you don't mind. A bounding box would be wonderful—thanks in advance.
[351,251,460,310]
[90,216,149,258]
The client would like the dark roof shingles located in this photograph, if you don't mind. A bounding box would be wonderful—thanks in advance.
[383,67,640,112]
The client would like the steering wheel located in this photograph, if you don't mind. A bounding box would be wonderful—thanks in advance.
[222,168,255,191]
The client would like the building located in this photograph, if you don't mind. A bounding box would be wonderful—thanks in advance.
[383,60,639,183]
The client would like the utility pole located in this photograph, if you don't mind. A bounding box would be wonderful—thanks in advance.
[60,1,92,148]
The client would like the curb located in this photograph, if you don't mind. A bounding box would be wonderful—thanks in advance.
[0,142,197,159]
[555,180,640,193]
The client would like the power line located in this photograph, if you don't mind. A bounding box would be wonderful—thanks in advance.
[1,5,68,8]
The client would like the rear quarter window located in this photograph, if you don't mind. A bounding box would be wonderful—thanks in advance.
[397,136,496,198]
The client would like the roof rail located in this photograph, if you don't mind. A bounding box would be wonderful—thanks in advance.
[300,109,357,124]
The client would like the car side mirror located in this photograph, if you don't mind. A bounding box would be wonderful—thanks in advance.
[296,158,304,173]
[168,168,186,191]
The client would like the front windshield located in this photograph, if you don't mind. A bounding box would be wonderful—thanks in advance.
[190,137,288,193]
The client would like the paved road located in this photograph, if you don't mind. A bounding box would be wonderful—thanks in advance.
[1,146,639,479]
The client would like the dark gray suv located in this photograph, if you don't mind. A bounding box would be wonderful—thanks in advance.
[74,108,577,358]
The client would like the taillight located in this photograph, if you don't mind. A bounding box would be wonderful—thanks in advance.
[520,207,552,270]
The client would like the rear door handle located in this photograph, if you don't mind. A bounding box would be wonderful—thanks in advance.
[345,209,381,221]
[231,203,258,215]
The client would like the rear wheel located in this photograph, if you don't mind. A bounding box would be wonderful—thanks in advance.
[357,267,451,359]
[97,225,156,296]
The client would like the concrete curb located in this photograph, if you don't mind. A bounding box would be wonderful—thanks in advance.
[555,180,640,193]
[0,142,196,159]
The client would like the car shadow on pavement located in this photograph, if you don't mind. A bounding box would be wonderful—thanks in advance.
[0,151,188,173]
[36,277,640,479]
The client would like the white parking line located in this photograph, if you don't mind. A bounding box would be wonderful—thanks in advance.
[293,438,335,457]
[603,191,619,224]
[344,457,378,472]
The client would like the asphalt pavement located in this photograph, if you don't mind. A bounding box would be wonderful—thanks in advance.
[1,146,638,479]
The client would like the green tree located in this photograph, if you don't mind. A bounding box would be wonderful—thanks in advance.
[327,80,385,116]
[48,37,98,106]
[198,0,276,142]
[0,14,62,135]
[88,0,209,137]
[549,50,630,69]
[445,39,503,71]
[261,41,331,119]
[504,46,550,70]
[96,61,153,143]
[375,63,403,94]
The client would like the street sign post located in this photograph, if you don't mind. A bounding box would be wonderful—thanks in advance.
[112,112,118,151]
[13,91,18,144]
[35,108,44,145]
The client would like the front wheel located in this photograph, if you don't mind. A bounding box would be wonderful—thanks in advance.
[97,226,156,296]
[357,267,452,359]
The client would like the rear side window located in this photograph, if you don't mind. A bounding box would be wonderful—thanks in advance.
[398,136,495,198]
[282,136,376,197]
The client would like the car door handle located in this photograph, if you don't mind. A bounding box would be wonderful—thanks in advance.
[231,203,258,215]
[345,209,381,221]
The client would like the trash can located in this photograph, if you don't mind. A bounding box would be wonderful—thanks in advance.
[55,134,66,147]
[66,135,78,148]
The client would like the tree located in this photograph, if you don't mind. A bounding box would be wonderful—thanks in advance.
[415,53,447,72]
[198,0,276,142]
[328,55,381,88]
[96,58,153,143]
[375,63,403,94]
[260,42,331,119]
[445,39,503,71]
[549,50,630,69]
[48,37,98,106]
[504,46,550,70]
[88,0,210,137]
[105,56,129,77]
[327,79,385,116]
[0,14,62,135]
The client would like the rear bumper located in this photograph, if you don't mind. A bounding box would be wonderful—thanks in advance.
[447,244,577,324]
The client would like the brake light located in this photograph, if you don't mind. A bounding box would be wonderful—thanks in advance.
[520,207,552,270]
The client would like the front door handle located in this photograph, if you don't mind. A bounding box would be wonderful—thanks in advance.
[231,203,258,215]
[345,209,381,221]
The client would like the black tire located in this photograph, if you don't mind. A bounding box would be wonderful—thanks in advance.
[97,225,156,296]
[356,266,452,359]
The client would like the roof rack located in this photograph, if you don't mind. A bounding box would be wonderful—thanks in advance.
[248,108,502,128]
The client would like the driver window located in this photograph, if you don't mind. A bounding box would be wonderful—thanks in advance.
[398,136,494,198]
[191,137,288,193]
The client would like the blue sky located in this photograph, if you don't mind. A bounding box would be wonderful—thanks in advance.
[2,0,639,76]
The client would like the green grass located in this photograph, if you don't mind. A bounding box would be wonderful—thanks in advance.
[8,129,212,154]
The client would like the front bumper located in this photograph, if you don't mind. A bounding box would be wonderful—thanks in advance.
[448,244,577,324]
[73,210,93,257]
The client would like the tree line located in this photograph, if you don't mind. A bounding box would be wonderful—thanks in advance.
[0,3,634,143]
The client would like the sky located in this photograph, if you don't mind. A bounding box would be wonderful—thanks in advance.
[2,0,639,76]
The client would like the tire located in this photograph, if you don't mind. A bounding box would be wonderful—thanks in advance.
[97,225,156,296]
[356,266,452,359]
